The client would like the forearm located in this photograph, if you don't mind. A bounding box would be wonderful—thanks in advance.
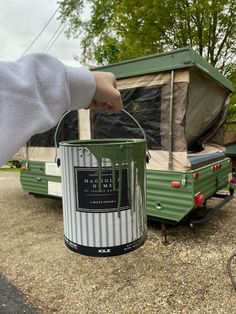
[0,53,96,164]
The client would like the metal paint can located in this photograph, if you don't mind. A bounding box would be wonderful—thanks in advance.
[59,139,147,257]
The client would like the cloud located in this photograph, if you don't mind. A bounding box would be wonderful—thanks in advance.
[0,0,82,66]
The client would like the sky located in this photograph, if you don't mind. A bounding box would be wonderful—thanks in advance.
[0,0,86,67]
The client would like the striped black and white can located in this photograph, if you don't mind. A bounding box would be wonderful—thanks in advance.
[60,139,147,257]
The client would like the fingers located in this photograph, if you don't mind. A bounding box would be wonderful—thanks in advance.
[107,89,123,113]
[92,71,123,113]
[88,100,120,113]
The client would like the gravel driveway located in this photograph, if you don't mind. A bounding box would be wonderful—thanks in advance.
[0,171,236,313]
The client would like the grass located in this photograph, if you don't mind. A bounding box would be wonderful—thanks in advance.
[0,168,21,172]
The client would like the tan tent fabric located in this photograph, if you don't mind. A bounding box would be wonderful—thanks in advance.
[185,69,229,147]
[160,82,188,152]
[27,147,57,162]
[117,70,189,90]
[147,150,190,171]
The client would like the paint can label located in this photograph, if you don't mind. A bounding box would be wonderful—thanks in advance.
[74,166,129,212]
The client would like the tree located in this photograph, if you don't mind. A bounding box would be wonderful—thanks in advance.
[226,68,236,123]
[58,0,235,116]
[58,0,235,72]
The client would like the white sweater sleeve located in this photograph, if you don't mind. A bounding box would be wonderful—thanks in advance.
[0,53,96,165]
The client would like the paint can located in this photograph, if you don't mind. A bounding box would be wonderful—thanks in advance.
[59,139,147,257]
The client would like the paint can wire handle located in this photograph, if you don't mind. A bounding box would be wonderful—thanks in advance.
[54,110,71,165]
[54,109,151,165]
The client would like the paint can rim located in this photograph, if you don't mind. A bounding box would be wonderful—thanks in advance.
[59,138,146,147]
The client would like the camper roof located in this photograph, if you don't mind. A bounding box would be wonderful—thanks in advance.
[92,47,234,92]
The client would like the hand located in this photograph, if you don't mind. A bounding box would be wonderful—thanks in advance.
[87,71,123,113]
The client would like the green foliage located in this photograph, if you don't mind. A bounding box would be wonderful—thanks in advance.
[58,0,236,121]
[58,0,236,70]
[226,69,236,122]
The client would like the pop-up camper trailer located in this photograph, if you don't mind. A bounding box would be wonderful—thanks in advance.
[20,47,234,225]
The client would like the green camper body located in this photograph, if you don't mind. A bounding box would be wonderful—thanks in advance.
[20,48,234,224]
[21,157,232,224]
[21,161,61,196]
[147,158,231,223]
